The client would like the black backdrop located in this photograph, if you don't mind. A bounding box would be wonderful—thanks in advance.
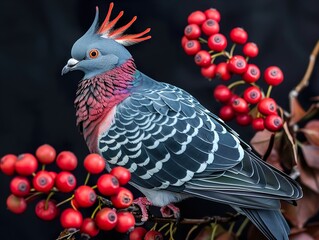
[1,0,319,239]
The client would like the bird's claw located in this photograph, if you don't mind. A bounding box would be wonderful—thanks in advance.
[160,203,180,220]
[133,197,152,222]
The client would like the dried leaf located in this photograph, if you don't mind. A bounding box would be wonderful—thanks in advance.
[279,121,298,169]
[194,224,225,240]
[299,156,319,193]
[216,232,237,240]
[289,232,314,240]
[300,120,319,146]
[289,94,306,126]
[300,104,319,123]
[282,186,319,228]
[193,225,213,240]
[301,144,319,169]
[265,149,283,171]
[250,130,274,156]
[305,222,319,238]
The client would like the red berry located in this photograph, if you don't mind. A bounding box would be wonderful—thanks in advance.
[201,19,219,36]
[213,85,232,103]
[243,42,259,58]
[129,227,148,240]
[56,151,78,171]
[264,115,283,132]
[55,171,77,193]
[184,24,201,39]
[208,33,227,52]
[242,64,260,83]
[187,11,206,25]
[6,194,27,214]
[48,171,57,181]
[74,185,97,208]
[183,40,201,55]
[35,144,56,165]
[181,36,188,48]
[97,174,120,196]
[264,66,284,86]
[35,200,58,221]
[201,64,216,79]
[10,176,30,197]
[204,8,221,22]
[116,211,136,233]
[236,114,252,126]
[95,207,118,231]
[258,98,277,115]
[84,153,106,174]
[110,166,131,186]
[228,55,247,74]
[252,117,265,131]
[144,230,164,240]
[33,170,55,192]
[60,208,83,229]
[111,187,133,209]
[215,62,231,81]
[231,97,249,113]
[80,218,100,237]
[243,86,262,104]
[0,154,17,175]
[194,50,211,67]
[219,105,235,121]
[230,27,248,44]
[15,153,38,176]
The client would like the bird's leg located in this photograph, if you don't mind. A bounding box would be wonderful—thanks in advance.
[160,203,180,219]
[133,197,152,222]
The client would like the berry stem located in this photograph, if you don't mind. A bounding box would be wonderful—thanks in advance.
[25,191,43,201]
[229,43,236,57]
[84,172,91,185]
[185,225,199,240]
[266,85,273,98]
[199,37,208,44]
[236,217,250,237]
[210,223,218,239]
[228,80,246,90]
[41,164,46,171]
[158,223,170,232]
[211,51,230,60]
[90,201,102,219]
[56,194,74,208]
[45,191,55,210]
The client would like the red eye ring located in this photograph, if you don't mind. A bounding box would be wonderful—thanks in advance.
[89,49,99,59]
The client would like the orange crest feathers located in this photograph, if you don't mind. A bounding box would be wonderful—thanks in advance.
[97,2,151,46]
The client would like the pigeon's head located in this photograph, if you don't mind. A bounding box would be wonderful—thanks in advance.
[62,2,151,79]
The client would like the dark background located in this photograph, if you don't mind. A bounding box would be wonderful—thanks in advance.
[0,0,319,239]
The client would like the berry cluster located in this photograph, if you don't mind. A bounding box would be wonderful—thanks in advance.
[0,144,138,239]
[181,9,284,132]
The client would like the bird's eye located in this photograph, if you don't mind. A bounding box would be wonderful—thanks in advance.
[89,49,99,59]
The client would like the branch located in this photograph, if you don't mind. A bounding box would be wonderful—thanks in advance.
[292,40,319,95]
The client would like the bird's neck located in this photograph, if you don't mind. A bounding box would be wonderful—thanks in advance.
[74,58,137,152]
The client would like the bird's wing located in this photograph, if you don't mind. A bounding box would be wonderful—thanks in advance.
[98,78,301,208]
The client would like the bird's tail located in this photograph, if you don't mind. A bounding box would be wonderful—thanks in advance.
[240,207,289,240]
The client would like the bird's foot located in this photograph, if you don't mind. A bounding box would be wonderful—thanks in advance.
[133,197,152,222]
[160,203,180,219]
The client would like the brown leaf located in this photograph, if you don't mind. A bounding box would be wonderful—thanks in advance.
[250,129,274,156]
[282,186,319,228]
[279,121,298,169]
[305,222,319,238]
[289,232,314,240]
[299,156,319,193]
[289,94,306,126]
[216,232,237,240]
[300,120,319,146]
[301,144,319,169]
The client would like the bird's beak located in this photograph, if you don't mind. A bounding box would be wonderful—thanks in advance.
[61,58,79,75]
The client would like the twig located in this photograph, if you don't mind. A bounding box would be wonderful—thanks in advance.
[292,40,319,95]
[141,213,241,225]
